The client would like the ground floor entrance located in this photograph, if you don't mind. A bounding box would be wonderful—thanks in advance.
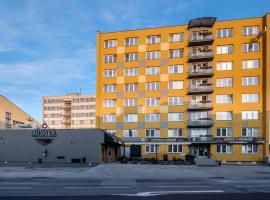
[190,144,210,158]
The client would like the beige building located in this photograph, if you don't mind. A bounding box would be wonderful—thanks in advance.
[42,93,96,129]
[0,95,40,129]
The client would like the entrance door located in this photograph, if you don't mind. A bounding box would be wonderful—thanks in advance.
[191,145,209,158]
[198,146,205,157]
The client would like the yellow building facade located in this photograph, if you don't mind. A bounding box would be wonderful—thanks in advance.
[96,13,270,163]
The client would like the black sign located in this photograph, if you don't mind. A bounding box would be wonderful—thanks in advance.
[213,137,264,144]
[32,129,57,146]
[144,138,188,143]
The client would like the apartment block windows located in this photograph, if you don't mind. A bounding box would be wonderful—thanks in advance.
[216,94,233,104]
[216,78,233,87]
[190,111,208,120]
[104,55,116,63]
[217,128,232,137]
[146,67,160,75]
[242,94,259,103]
[242,144,258,154]
[168,81,184,90]
[243,26,259,36]
[124,99,137,107]
[125,83,138,92]
[146,51,160,60]
[145,129,160,137]
[217,28,233,38]
[145,145,160,153]
[103,99,116,108]
[103,70,116,77]
[169,49,184,58]
[216,112,232,120]
[123,130,138,137]
[168,65,184,74]
[217,145,232,153]
[242,111,259,120]
[190,128,209,137]
[5,112,11,129]
[243,43,259,52]
[104,84,116,92]
[124,114,138,122]
[217,45,233,54]
[103,115,116,122]
[146,35,161,44]
[104,40,117,48]
[146,98,160,107]
[216,61,233,71]
[125,37,138,46]
[169,33,184,42]
[168,113,183,121]
[145,113,160,122]
[242,76,259,86]
[125,53,138,62]
[242,60,259,69]
[168,145,183,153]
[124,68,138,76]
[242,128,259,137]
[168,129,183,137]
[146,82,160,91]
[168,97,184,106]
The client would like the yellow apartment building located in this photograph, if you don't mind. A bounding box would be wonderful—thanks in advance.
[43,93,96,129]
[0,95,40,129]
[96,13,270,163]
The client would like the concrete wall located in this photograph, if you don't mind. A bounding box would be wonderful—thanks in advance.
[0,129,105,165]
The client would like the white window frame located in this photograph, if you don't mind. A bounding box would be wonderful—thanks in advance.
[169,33,184,42]
[168,144,183,153]
[168,65,184,74]
[216,78,233,87]
[217,128,232,137]
[242,43,259,52]
[243,26,259,36]
[145,144,160,153]
[104,55,116,63]
[242,93,259,103]
[242,111,259,120]
[124,114,138,122]
[217,28,233,38]
[104,40,117,48]
[242,144,258,154]
[146,82,160,91]
[103,115,116,122]
[217,45,233,54]
[168,97,184,106]
[104,84,116,93]
[124,83,138,92]
[168,81,183,90]
[123,129,138,137]
[217,144,232,154]
[124,99,137,107]
[146,51,160,60]
[216,61,233,71]
[125,37,138,46]
[145,113,160,122]
[242,76,259,86]
[103,99,116,108]
[168,113,183,121]
[125,53,138,62]
[103,70,116,77]
[216,94,233,104]
[216,112,233,121]
[124,68,138,77]
[168,129,183,137]
[146,67,160,75]
[169,49,184,58]
[146,35,161,44]
[145,129,160,137]
[146,98,160,107]
[242,60,259,69]
[242,127,259,137]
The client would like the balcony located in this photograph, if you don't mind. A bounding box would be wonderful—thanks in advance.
[62,112,71,117]
[188,102,213,110]
[62,105,71,110]
[61,119,71,125]
[187,118,213,127]
[189,135,213,143]
[188,51,214,62]
[188,67,213,78]
[188,84,213,94]
[188,33,214,46]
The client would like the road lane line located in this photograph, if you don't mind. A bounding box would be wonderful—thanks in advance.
[0,187,32,190]
[64,186,131,189]
[149,186,211,188]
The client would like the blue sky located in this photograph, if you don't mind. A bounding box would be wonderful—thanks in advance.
[0,0,269,122]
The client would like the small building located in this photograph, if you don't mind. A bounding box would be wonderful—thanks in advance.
[0,129,121,166]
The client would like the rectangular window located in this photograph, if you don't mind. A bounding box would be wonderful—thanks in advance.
[242,128,259,137]
[242,111,259,120]
[217,45,233,54]
[168,97,184,105]
[168,129,183,137]
[145,113,160,122]
[125,53,138,62]
[146,82,160,91]
[216,94,233,104]
[146,35,161,44]
[145,129,160,137]
[124,83,138,92]
[217,145,232,153]
[190,111,208,120]
[125,37,138,46]
[104,55,116,63]
[216,112,232,120]
[216,61,233,71]
[123,129,137,137]
[168,144,183,153]
[242,60,259,69]
[104,40,117,48]
[216,78,233,87]
[146,67,160,75]
[145,144,160,153]
[168,113,183,121]
[103,70,116,77]
[124,68,138,76]
[242,76,259,86]
[146,98,160,106]
[217,128,232,137]
[217,28,233,38]
[242,144,258,154]
[103,99,116,108]
[103,115,116,122]
[124,99,137,107]
[168,81,183,90]
[242,94,259,103]
[169,49,184,58]
[124,114,138,122]
[146,51,160,60]
[168,65,184,74]
[243,26,259,36]
[104,84,116,92]
[5,112,11,129]
[190,128,209,137]
[169,33,184,42]
[242,43,259,52]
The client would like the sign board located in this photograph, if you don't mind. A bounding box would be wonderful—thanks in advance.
[213,137,264,144]
[32,129,57,146]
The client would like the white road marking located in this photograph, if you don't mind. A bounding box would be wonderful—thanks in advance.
[0,187,32,190]
[0,182,42,185]
[214,180,270,183]
[149,186,211,188]
[235,185,270,188]
[64,186,131,189]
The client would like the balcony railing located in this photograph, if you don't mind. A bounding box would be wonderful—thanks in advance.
[188,33,214,46]
[187,118,213,127]
[188,67,213,78]
[188,51,214,62]
[61,120,71,125]
[62,112,71,117]
[188,102,213,110]
[189,135,213,143]
[62,105,71,110]
[188,84,213,94]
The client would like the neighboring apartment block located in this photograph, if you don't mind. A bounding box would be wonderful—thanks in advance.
[0,95,40,129]
[96,13,270,163]
[43,93,96,129]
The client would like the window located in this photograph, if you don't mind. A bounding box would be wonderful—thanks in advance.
[125,37,138,46]
[190,111,208,120]
[147,35,161,44]
[146,98,160,106]
[168,129,182,137]
[5,112,11,129]
[216,112,232,120]
[168,97,184,105]
[242,128,259,137]
[217,128,232,137]
[168,113,183,121]
[146,51,160,60]
[146,67,160,75]
[125,53,138,62]
[168,65,184,74]
[124,99,137,107]
[104,84,116,92]
[242,111,259,120]
[217,145,232,153]
[123,129,137,137]
[145,129,160,137]
[217,45,233,54]
[145,144,160,153]
[103,70,116,77]
[216,95,233,104]
[145,113,160,122]
[124,68,138,76]
[243,26,259,36]
[104,40,117,48]
[190,128,209,137]
[216,61,233,71]
[242,144,258,154]
[169,49,184,58]
[103,115,116,122]
[146,82,160,91]
[125,83,138,92]
[242,43,259,52]
[103,100,116,108]
[168,145,183,153]
[124,114,138,122]
[217,28,233,38]
[216,78,232,87]
[242,60,259,69]
[242,94,259,103]
[242,76,259,86]
[169,33,184,42]
[104,55,116,63]
[168,81,183,90]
